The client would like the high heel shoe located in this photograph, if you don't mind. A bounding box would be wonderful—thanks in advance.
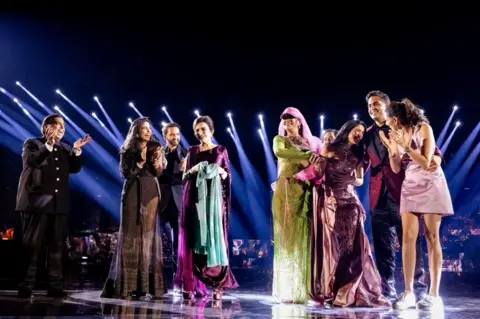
[212,288,223,301]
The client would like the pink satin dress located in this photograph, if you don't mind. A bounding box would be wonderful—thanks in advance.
[399,129,454,216]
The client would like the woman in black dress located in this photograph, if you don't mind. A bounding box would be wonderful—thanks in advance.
[102,118,167,299]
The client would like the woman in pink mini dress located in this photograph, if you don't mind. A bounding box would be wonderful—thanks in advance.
[379,98,453,311]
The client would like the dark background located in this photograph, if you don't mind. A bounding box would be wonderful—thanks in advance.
[0,13,478,231]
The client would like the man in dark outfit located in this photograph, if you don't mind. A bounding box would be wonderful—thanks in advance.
[158,123,187,270]
[364,91,442,301]
[15,114,90,298]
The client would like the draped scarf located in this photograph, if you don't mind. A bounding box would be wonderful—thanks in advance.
[194,161,229,267]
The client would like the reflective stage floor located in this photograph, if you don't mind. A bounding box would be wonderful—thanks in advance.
[0,273,478,318]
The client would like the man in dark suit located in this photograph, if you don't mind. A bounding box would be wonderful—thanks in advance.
[15,114,90,298]
[158,122,187,270]
[364,91,442,301]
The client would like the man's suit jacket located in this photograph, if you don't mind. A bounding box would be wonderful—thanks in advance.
[15,137,82,214]
[364,126,405,211]
[158,145,188,213]
[364,125,443,211]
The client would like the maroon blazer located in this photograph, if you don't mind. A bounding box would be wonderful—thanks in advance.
[364,125,443,211]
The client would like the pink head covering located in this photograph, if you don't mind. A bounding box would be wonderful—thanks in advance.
[278,107,321,153]
[271,107,322,190]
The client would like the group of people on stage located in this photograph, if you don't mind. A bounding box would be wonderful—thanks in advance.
[271,90,454,311]
[100,115,238,301]
[14,113,237,302]
[13,89,454,311]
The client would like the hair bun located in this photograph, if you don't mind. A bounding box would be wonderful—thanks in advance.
[401,98,416,112]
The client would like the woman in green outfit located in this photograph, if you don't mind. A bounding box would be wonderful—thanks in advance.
[271,107,321,303]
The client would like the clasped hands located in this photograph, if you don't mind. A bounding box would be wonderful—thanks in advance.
[379,129,440,172]
[138,146,163,168]
[189,163,228,180]
[379,129,410,149]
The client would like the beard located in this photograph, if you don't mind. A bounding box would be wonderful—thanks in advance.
[167,138,179,146]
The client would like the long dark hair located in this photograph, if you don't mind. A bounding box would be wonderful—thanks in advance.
[328,119,367,162]
[386,98,429,127]
[120,117,159,154]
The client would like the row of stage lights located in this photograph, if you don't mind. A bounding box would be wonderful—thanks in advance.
[13,82,462,136]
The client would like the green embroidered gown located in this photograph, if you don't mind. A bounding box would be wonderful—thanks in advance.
[271,135,313,303]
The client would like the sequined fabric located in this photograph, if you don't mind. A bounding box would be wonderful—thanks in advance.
[272,135,313,303]
[310,147,389,307]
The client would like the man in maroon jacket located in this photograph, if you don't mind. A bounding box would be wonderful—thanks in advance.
[364,91,442,301]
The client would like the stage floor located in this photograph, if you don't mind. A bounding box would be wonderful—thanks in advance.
[0,284,478,318]
[0,272,477,318]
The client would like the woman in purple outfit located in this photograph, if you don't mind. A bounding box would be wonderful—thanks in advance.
[296,120,389,307]
[380,98,454,311]
[174,115,238,301]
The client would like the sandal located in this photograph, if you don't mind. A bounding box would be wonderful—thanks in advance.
[213,288,223,301]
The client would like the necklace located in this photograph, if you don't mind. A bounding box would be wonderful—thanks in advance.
[287,135,310,151]
[339,143,351,161]
[287,135,303,144]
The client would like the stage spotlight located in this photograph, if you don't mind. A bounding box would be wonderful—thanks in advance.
[54,106,60,111]
[55,89,61,94]
[257,128,262,134]
[13,98,18,103]
[94,96,98,101]
[128,102,134,107]
[258,114,263,120]
[420,109,425,114]
[127,118,132,123]
[320,115,324,120]
[91,112,97,117]
[161,121,167,127]
[353,113,358,120]
[453,105,458,111]
[227,112,232,117]
[15,81,20,86]
[227,127,232,132]
[194,109,200,116]
[456,121,461,126]
[161,105,167,111]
